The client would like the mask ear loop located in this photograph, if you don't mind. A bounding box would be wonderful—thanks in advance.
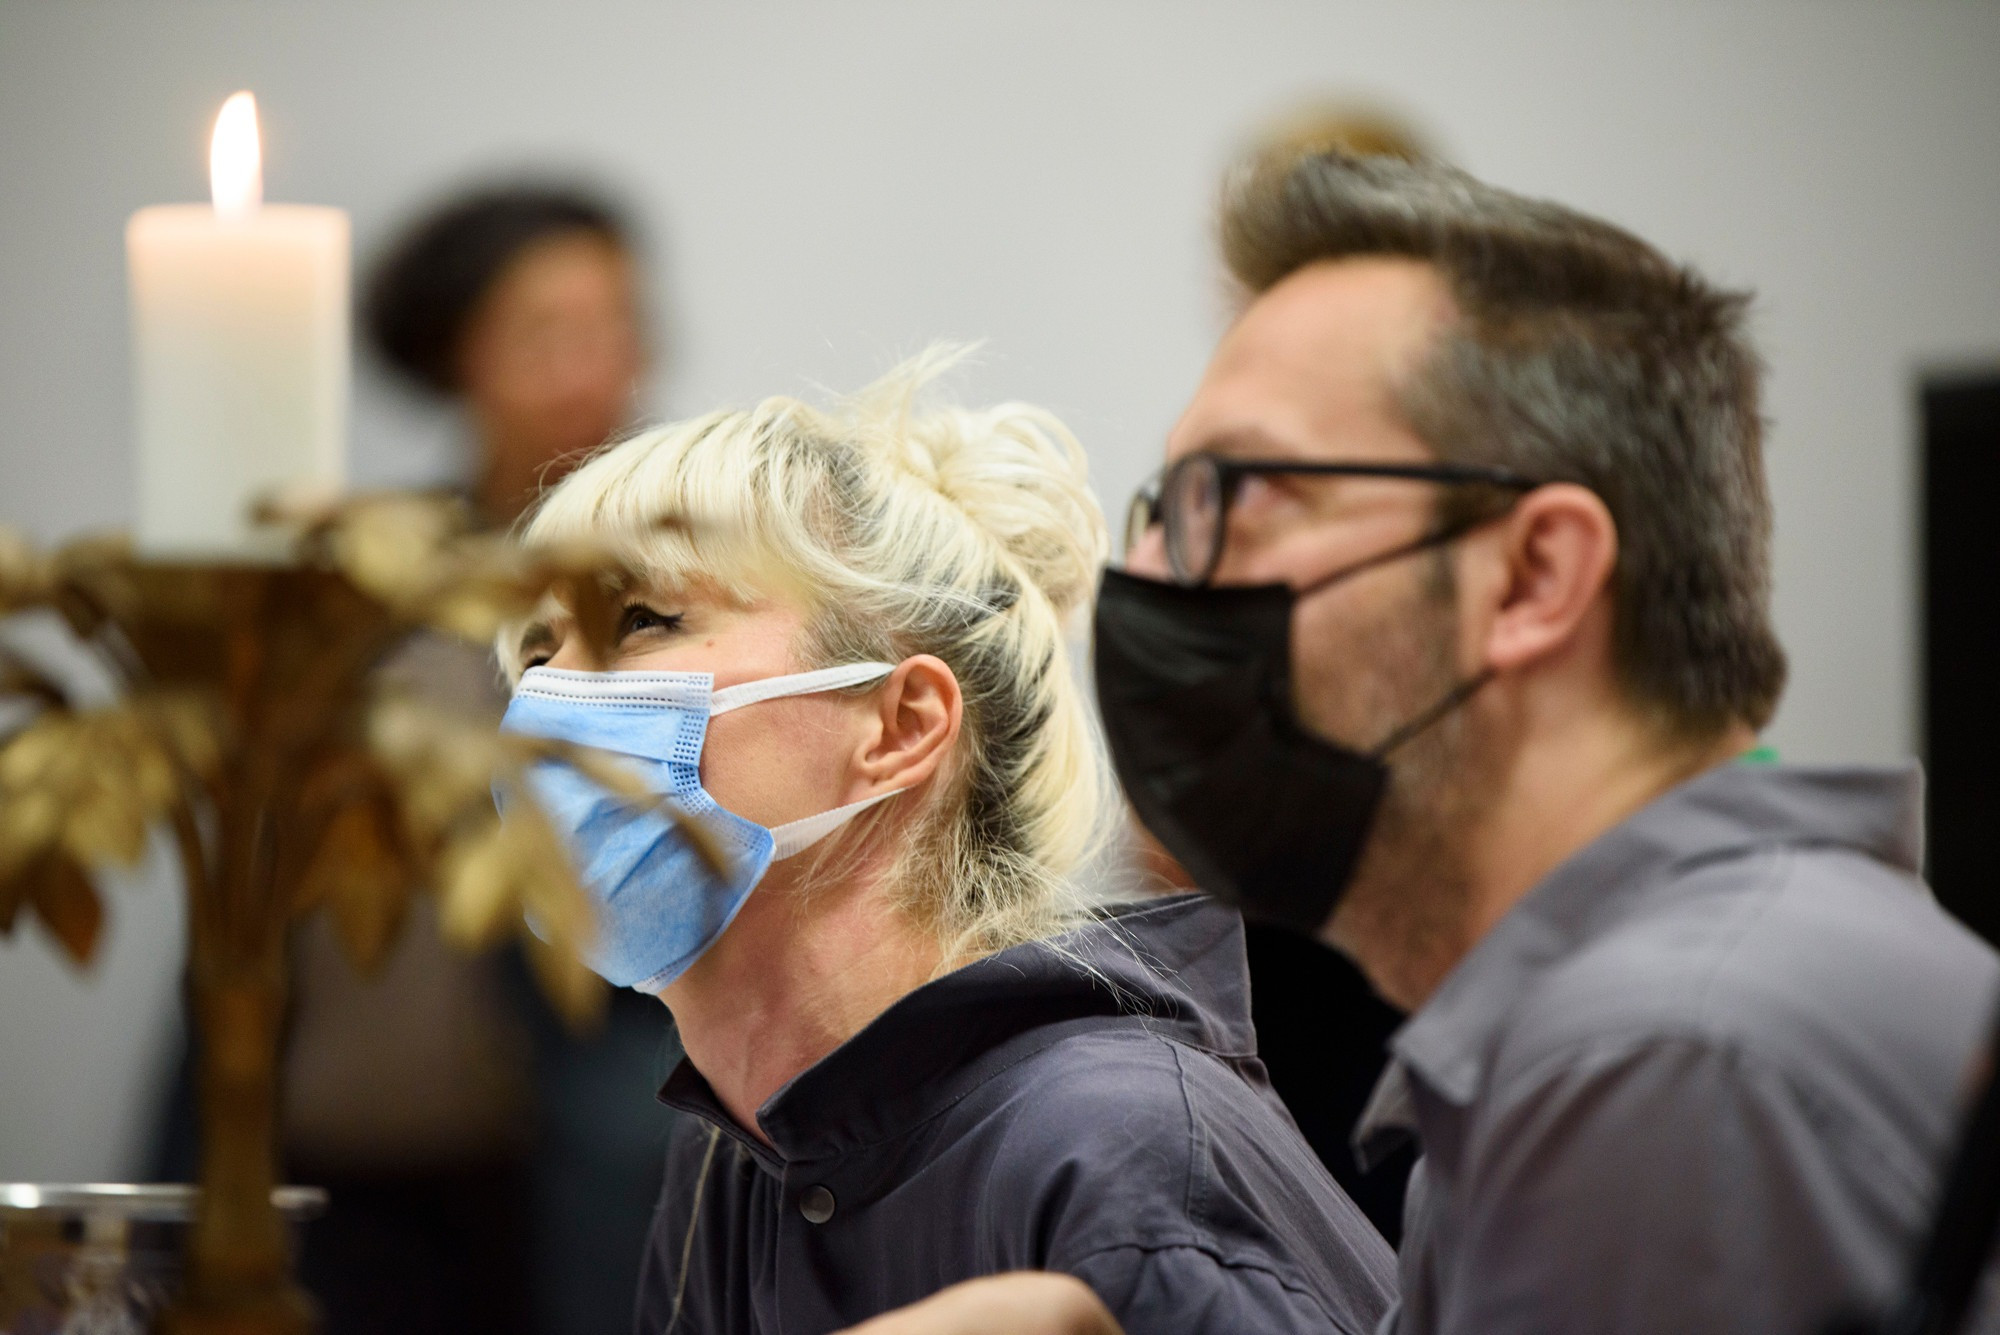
[708,661,896,715]
[1288,506,1517,758]
[1368,668,1495,759]
[770,788,904,859]
[1289,512,1492,603]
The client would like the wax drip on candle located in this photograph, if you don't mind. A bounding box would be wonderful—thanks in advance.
[210,91,263,220]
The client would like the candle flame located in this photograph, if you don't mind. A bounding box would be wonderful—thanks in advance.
[209,92,263,219]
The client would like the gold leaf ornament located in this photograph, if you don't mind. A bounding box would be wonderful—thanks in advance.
[302,794,416,974]
[147,693,225,785]
[404,537,549,642]
[324,494,466,607]
[429,787,605,1026]
[407,535,637,656]
[361,690,731,1024]
[0,525,54,611]
[0,691,221,965]
[0,712,146,867]
[0,655,69,711]
[434,793,576,949]
[0,852,104,965]
[0,528,135,632]
[524,922,607,1028]
[365,695,513,851]
[362,695,608,1021]
[291,493,657,661]
[502,737,733,883]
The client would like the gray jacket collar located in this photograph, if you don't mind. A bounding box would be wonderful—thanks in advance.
[1354,761,1924,1166]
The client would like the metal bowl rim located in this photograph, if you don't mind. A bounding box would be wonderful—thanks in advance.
[0,1183,326,1220]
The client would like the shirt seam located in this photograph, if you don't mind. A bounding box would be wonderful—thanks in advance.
[1163,1037,1212,1242]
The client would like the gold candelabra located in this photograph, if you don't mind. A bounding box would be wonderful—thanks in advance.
[0,497,721,1333]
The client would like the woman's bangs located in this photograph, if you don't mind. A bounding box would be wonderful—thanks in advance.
[527,416,807,609]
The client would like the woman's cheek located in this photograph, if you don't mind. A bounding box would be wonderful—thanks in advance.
[698,702,834,830]
[695,711,755,819]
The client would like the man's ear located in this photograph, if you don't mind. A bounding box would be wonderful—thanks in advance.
[852,655,963,798]
[1468,484,1619,676]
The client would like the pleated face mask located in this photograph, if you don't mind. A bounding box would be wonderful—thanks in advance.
[499,661,902,991]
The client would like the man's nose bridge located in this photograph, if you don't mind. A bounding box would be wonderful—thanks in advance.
[1124,526,1171,579]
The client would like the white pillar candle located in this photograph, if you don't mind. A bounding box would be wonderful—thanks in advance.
[127,92,349,558]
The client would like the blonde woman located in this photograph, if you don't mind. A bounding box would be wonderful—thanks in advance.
[498,355,1395,1334]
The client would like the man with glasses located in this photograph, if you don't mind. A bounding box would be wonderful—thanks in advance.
[841,151,2000,1335]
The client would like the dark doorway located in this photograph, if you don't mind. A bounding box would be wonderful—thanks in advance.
[1922,371,2000,950]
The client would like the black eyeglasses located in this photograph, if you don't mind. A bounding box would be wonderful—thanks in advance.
[1124,453,1542,587]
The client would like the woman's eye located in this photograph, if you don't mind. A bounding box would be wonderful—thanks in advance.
[617,603,684,640]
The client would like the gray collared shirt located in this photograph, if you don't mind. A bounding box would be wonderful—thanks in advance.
[1357,763,2000,1335]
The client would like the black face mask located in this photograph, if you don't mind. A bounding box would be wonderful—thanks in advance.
[1093,539,1488,935]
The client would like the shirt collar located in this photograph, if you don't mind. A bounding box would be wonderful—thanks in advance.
[659,1060,787,1174]
[657,894,1258,1170]
[1354,762,1923,1160]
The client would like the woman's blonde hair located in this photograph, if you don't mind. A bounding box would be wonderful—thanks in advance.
[509,348,1116,957]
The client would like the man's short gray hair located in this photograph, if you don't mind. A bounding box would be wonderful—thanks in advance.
[1222,150,1786,736]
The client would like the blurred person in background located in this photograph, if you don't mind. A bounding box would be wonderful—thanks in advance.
[1251,99,1435,169]
[154,182,668,1335]
[348,182,664,1335]
[366,184,648,525]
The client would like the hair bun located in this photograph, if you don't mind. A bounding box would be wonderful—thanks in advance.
[909,403,1106,615]
[854,349,1108,615]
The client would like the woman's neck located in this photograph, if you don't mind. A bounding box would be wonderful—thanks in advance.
[659,861,944,1145]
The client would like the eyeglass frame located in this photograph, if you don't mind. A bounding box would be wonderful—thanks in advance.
[1124,453,1544,588]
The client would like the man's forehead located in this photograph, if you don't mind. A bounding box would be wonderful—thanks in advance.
[1171,256,1453,463]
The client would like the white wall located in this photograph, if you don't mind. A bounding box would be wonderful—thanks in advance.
[2,0,1997,1178]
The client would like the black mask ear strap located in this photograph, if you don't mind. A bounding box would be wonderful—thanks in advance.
[1291,512,1491,604]
[1369,668,1495,759]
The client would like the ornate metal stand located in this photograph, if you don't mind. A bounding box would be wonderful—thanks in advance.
[139,565,394,1334]
[0,501,717,1333]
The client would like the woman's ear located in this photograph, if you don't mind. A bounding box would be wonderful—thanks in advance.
[853,655,962,797]
[1471,483,1619,676]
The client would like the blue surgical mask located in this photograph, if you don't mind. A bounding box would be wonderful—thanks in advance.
[499,661,902,991]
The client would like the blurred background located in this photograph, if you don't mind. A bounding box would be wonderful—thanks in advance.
[2,0,1997,1323]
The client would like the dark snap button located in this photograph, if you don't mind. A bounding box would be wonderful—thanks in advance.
[799,1185,836,1224]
